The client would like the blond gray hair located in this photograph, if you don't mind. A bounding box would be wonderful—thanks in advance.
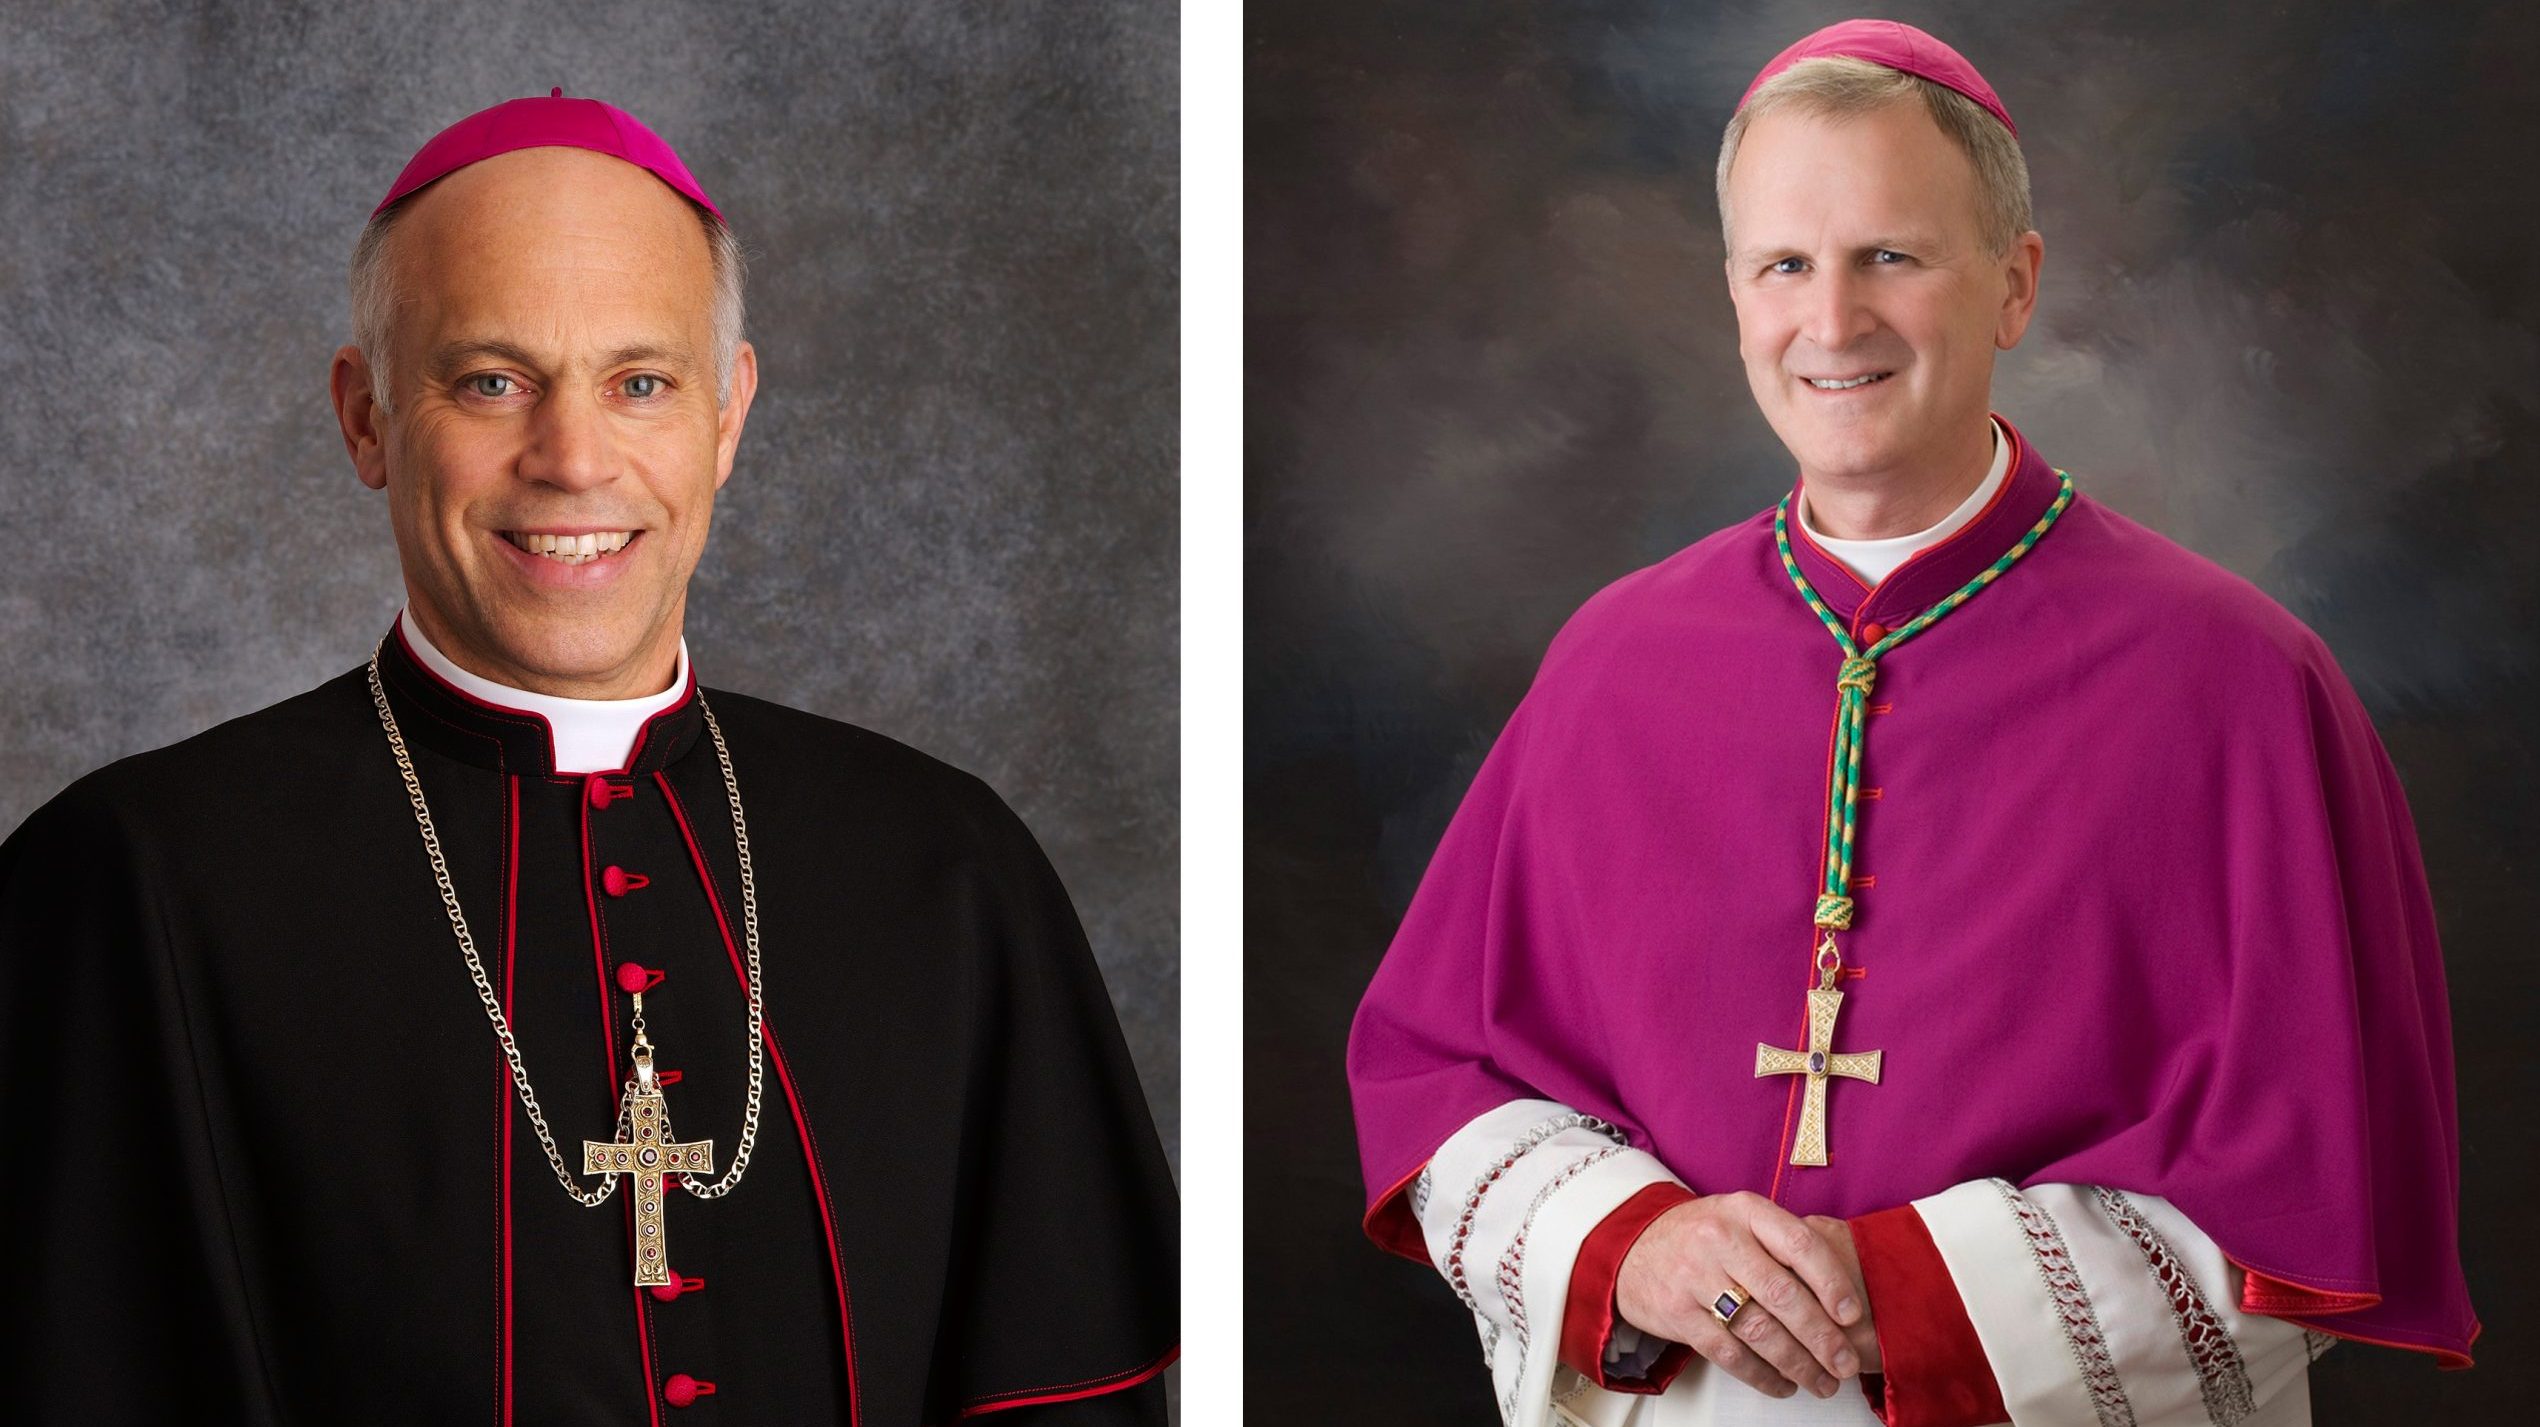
[1716,56,2032,258]
[348,192,746,414]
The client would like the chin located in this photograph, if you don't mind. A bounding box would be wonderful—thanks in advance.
[1780,426,1893,483]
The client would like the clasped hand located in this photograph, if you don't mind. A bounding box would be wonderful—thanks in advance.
[1614,1192,1880,1400]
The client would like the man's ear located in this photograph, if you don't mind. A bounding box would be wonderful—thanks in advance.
[1995,231,2045,350]
[331,346,391,491]
[712,341,760,491]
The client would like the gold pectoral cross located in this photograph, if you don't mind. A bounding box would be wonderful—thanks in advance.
[583,1053,715,1287]
[1754,979,1883,1167]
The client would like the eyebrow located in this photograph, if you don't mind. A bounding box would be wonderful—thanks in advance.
[427,338,700,376]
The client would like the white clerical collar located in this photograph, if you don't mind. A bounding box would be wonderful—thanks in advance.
[1799,414,2012,587]
[396,606,691,775]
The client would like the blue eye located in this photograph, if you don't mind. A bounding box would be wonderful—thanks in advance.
[1770,257,1806,275]
[623,374,666,400]
[1872,249,1907,264]
[464,374,520,398]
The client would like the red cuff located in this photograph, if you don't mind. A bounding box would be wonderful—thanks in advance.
[1848,1205,2006,1427]
[1557,1182,1699,1392]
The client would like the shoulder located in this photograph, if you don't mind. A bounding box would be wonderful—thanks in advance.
[2057,494,2345,686]
[1535,509,1774,674]
[692,686,1005,808]
[6,670,369,858]
[694,687,1055,877]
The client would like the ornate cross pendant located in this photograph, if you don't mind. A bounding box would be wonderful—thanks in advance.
[584,1081,715,1287]
[1754,984,1883,1167]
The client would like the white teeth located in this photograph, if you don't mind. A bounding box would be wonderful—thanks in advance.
[1808,373,1890,390]
[504,530,635,563]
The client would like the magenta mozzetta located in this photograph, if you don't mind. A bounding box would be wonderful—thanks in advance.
[1347,414,2480,1368]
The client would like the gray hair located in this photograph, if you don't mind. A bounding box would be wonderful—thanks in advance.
[348,192,746,414]
[1716,56,2033,259]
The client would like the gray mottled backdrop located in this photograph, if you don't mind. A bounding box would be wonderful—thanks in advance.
[1249,0,2532,1419]
[0,0,1175,1367]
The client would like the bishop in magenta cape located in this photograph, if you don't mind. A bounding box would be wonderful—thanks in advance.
[1347,414,2478,1366]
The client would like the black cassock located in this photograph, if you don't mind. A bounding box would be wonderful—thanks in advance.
[0,630,1177,1425]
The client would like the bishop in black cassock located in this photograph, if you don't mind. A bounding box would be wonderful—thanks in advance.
[0,92,1175,1426]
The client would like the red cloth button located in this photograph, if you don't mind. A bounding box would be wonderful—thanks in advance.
[615,962,665,995]
[602,865,651,897]
[1861,621,1889,643]
[585,775,633,809]
[650,1273,708,1303]
[664,1374,716,1407]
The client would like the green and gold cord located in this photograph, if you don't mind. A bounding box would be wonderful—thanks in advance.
[1773,469,2076,937]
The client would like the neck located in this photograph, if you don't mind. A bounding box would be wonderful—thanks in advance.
[1800,417,1998,541]
[401,598,681,701]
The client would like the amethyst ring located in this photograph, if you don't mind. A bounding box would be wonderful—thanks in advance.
[1708,1283,1751,1326]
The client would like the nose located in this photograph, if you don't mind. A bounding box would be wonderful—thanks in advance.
[1799,265,1877,360]
[517,385,618,492]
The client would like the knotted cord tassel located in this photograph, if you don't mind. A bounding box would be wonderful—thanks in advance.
[1813,894,1855,929]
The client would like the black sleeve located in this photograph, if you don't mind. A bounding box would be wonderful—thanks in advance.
[926,777,1178,1424]
[0,781,276,1424]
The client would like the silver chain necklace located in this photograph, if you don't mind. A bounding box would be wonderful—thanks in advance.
[366,648,768,1212]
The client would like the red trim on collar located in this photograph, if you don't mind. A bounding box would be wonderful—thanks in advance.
[954,1344,1181,1417]
[1784,413,2032,626]
[615,663,694,775]
[384,619,699,776]
[390,620,565,749]
[1855,415,2023,601]
[1788,485,1877,597]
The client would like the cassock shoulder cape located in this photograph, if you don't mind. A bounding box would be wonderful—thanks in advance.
[1348,414,2479,1367]
[0,628,1178,1424]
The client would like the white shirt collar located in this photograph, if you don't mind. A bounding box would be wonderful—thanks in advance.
[1799,414,2013,587]
[395,607,691,775]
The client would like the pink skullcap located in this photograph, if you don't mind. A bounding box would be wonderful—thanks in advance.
[1738,19,2016,139]
[372,88,723,221]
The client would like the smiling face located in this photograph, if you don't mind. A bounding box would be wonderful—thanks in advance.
[1722,99,2038,501]
[330,146,757,698]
